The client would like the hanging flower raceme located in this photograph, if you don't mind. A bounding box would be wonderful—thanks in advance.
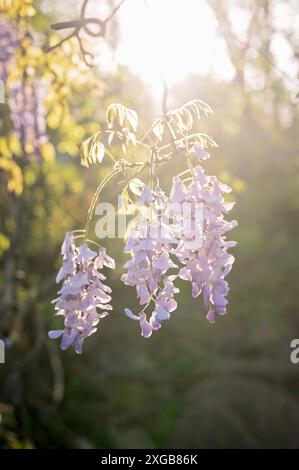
[0,16,21,82]
[121,185,179,338]
[48,232,115,353]
[9,77,49,156]
[0,14,49,157]
[171,165,237,323]
[121,163,237,336]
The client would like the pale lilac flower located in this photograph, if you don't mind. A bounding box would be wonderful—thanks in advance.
[77,244,97,264]
[49,233,115,353]
[169,177,186,204]
[149,277,179,329]
[193,145,210,161]
[140,185,153,205]
[139,313,152,338]
[124,309,152,338]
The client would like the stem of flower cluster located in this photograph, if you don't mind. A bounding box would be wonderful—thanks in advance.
[84,168,119,241]
[186,158,195,180]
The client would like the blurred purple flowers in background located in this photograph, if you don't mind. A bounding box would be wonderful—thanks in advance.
[0,16,48,156]
[0,17,20,82]
[9,78,49,156]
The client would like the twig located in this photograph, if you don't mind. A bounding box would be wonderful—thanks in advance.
[104,0,126,23]
[46,0,127,65]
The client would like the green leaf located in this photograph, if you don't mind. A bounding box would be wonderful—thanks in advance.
[80,131,105,167]
[129,178,144,196]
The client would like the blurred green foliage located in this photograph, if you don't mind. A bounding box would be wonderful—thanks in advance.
[1,0,299,449]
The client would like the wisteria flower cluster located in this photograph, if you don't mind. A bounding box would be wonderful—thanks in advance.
[49,232,115,353]
[9,78,49,156]
[0,17,20,82]
[171,166,237,324]
[121,164,237,337]
[50,100,237,352]
[0,15,48,156]
[121,186,179,337]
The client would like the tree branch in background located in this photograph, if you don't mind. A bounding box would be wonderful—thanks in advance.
[46,0,126,65]
[206,0,247,87]
[207,0,299,93]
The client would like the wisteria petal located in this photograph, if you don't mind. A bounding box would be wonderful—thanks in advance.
[170,177,186,203]
[140,185,153,205]
[193,145,210,161]
[61,232,76,256]
[56,257,75,283]
[48,330,64,339]
[124,308,140,321]
[206,308,215,323]
[139,313,152,338]
[137,284,151,305]
[155,306,170,321]
[77,244,97,264]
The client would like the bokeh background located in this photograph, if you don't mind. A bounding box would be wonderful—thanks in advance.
[1,0,299,449]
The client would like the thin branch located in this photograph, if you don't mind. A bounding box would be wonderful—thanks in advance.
[104,0,126,23]
[46,30,76,52]
[46,0,127,65]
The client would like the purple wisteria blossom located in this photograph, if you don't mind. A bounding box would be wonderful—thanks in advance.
[49,99,237,346]
[9,77,48,156]
[121,187,179,338]
[172,165,237,323]
[122,164,237,337]
[192,144,210,162]
[0,16,48,156]
[0,17,20,82]
[49,232,115,353]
